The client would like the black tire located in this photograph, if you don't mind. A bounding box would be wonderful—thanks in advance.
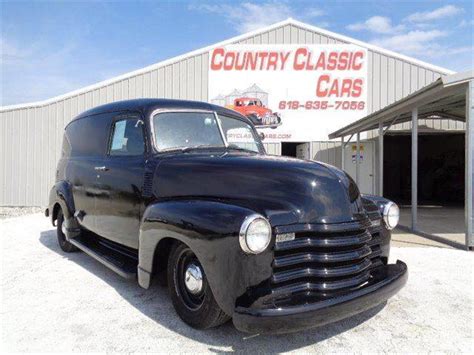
[167,243,230,329]
[57,209,79,253]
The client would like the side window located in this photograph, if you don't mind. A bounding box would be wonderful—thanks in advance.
[109,118,145,156]
[67,113,111,157]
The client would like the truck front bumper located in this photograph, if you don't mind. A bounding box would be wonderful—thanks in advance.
[233,260,407,334]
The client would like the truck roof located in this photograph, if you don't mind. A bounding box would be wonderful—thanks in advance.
[72,98,248,123]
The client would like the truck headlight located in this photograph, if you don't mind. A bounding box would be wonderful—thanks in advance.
[239,214,271,254]
[383,202,400,230]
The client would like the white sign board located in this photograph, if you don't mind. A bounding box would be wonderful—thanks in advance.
[209,45,368,142]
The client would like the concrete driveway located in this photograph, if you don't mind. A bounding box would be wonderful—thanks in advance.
[1,213,473,353]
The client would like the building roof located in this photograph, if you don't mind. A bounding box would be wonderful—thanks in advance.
[328,70,473,139]
[1,18,455,112]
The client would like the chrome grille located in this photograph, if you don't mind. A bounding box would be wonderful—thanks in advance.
[272,217,383,299]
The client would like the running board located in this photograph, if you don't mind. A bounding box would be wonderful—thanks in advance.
[69,238,137,280]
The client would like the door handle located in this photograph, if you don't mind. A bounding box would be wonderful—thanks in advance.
[94,166,109,172]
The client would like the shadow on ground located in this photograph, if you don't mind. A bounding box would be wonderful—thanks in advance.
[392,206,466,250]
[40,229,386,352]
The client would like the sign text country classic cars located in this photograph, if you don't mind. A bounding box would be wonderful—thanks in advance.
[209,45,368,142]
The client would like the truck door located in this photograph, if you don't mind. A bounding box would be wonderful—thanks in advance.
[66,114,111,232]
[93,113,146,248]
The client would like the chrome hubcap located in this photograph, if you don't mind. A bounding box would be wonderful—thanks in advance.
[184,263,203,294]
[61,222,66,235]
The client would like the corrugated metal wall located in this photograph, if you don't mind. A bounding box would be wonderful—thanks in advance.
[0,23,448,206]
[311,141,342,168]
[263,143,282,155]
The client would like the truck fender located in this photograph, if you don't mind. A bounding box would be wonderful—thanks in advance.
[138,200,274,316]
[48,181,80,238]
[361,194,392,214]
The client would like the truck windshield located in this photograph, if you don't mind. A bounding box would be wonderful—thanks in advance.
[152,112,262,153]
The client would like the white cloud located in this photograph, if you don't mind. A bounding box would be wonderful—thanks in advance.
[370,30,448,55]
[305,8,325,18]
[345,8,471,69]
[405,5,463,23]
[347,16,405,34]
[189,2,324,34]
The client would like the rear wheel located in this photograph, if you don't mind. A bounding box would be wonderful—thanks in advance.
[167,243,230,329]
[56,209,79,253]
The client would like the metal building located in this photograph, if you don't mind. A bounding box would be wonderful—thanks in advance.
[0,18,453,207]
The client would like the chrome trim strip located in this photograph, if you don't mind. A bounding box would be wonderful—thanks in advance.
[272,258,372,283]
[273,245,372,267]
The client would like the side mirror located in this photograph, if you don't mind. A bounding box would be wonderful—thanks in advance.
[259,132,265,141]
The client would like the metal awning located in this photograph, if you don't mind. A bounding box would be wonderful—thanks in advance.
[328,70,473,250]
[329,70,472,139]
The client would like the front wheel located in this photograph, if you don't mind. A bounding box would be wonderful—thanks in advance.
[167,243,230,329]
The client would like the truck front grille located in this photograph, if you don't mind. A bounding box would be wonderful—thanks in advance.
[272,217,382,299]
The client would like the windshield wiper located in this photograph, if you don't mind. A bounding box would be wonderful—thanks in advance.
[226,145,258,153]
[159,145,225,153]
[160,145,257,154]
[181,145,226,152]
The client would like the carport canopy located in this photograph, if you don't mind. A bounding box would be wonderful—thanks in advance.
[329,70,473,249]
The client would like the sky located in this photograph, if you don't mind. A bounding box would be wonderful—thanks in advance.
[1,0,473,106]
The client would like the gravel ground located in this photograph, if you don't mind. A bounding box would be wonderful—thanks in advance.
[1,213,473,353]
[0,207,43,219]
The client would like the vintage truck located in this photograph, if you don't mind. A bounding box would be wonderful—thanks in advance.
[46,98,407,334]
[228,97,282,128]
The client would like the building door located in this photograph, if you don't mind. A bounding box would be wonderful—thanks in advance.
[281,142,309,158]
[296,143,311,160]
[344,141,374,194]
[383,133,464,205]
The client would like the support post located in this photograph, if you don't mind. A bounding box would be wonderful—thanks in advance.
[356,132,360,186]
[378,121,384,196]
[411,107,418,231]
[466,80,473,249]
[341,136,345,171]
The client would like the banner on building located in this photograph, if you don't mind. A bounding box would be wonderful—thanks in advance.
[208,44,368,142]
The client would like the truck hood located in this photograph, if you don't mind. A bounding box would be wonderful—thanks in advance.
[151,152,365,226]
